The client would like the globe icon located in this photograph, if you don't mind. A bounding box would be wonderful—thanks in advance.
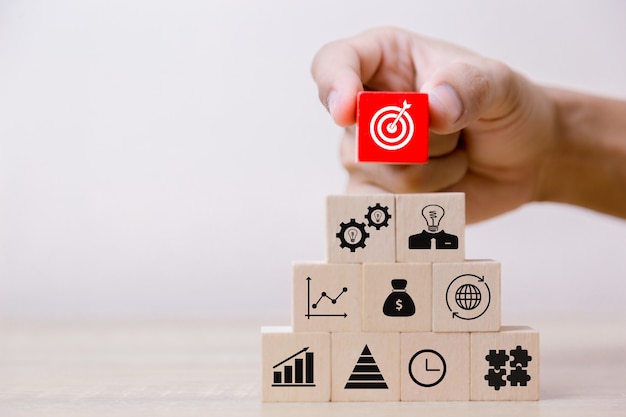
[455,283,481,310]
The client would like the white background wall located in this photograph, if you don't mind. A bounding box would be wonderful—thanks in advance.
[1,0,625,319]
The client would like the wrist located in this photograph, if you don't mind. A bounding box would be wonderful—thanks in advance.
[537,88,626,217]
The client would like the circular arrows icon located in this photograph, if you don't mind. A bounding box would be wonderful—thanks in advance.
[445,273,491,320]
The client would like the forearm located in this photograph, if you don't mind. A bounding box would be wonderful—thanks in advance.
[538,88,626,218]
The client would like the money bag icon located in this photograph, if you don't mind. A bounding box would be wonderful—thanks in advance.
[383,279,416,317]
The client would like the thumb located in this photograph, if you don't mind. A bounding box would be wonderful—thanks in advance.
[421,60,519,135]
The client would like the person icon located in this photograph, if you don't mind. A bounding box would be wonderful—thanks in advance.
[408,204,459,250]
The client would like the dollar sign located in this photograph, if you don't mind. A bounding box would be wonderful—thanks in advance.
[396,299,403,311]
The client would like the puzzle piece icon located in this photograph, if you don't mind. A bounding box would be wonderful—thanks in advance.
[509,345,532,368]
[484,368,507,391]
[485,349,509,370]
[507,365,531,386]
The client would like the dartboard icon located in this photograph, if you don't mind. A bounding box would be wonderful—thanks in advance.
[369,100,414,150]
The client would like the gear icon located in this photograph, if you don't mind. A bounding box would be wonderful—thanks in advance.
[364,203,392,230]
[336,218,369,252]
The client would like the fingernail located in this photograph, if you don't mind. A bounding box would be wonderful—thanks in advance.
[429,84,463,124]
[327,90,338,116]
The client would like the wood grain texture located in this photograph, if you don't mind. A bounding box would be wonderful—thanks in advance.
[326,195,396,264]
[401,332,471,401]
[362,262,432,332]
[1,315,625,416]
[292,262,362,333]
[331,332,401,402]
[395,193,465,263]
[432,260,501,332]
[470,326,540,401]
[261,327,330,402]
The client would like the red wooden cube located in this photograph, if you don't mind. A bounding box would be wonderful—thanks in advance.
[356,92,428,164]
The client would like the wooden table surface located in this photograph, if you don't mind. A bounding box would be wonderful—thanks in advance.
[1,314,625,416]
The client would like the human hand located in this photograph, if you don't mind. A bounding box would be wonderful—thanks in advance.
[311,27,558,223]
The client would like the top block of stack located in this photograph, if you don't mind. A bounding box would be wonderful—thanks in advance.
[327,193,465,264]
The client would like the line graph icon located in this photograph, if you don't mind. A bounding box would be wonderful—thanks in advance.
[305,277,348,319]
[311,287,347,309]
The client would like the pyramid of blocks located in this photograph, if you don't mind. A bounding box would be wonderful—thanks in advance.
[261,193,540,402]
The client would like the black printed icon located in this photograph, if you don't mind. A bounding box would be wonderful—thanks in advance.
[344,345,388,389]
[305,277,348,319]
[336,219,369,252]
[484,346,532,391]
[272,347,315,387]
[365,203,392,230]
[445,274,491,320]
[336,203,391,252]
[408,204,458,250]
[383,279,416,317]
[408,349,447,388]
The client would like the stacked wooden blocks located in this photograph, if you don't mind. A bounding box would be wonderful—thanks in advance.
[262,193,539,402]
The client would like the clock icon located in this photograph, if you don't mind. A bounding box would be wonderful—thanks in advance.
[408,349,447,387]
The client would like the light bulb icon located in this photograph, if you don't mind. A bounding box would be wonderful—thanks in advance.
[347,227,360,243]
[336,218,369,252]
[409,203,458,250]
[422,204,445,233]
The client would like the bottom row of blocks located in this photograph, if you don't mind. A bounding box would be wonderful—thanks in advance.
[262,326,539,402]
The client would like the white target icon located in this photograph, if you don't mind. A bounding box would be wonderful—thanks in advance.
[369,100,414,150]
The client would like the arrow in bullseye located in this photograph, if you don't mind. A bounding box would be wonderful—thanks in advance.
[388,100,412,133]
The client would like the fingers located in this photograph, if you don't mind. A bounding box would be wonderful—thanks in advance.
[421,59,521,134]
[311,37,373,127]
[311,27,416,127]
[346,152,469,194]
[340,128,468,193]
[313,27,523,136]
[444,173,533,224]
[346,180,389,195]
[311,40,364,126]
[429,131,461,157]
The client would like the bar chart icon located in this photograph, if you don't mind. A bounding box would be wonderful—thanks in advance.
[272,347,315,387]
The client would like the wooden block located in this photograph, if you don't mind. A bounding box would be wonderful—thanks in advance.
[432,260,501,333]
[471,326,540,401]
[326,194,396,264]
[331,332,401,402]
[261,326,331,402]
[292,262,362,333]
[395,193,465,263]
[401,332,470,401]
[356,91,429,164]
[362,263,432,332]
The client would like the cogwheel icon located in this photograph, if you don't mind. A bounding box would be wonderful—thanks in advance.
[365,203,392,230]
[336,218,369,252]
